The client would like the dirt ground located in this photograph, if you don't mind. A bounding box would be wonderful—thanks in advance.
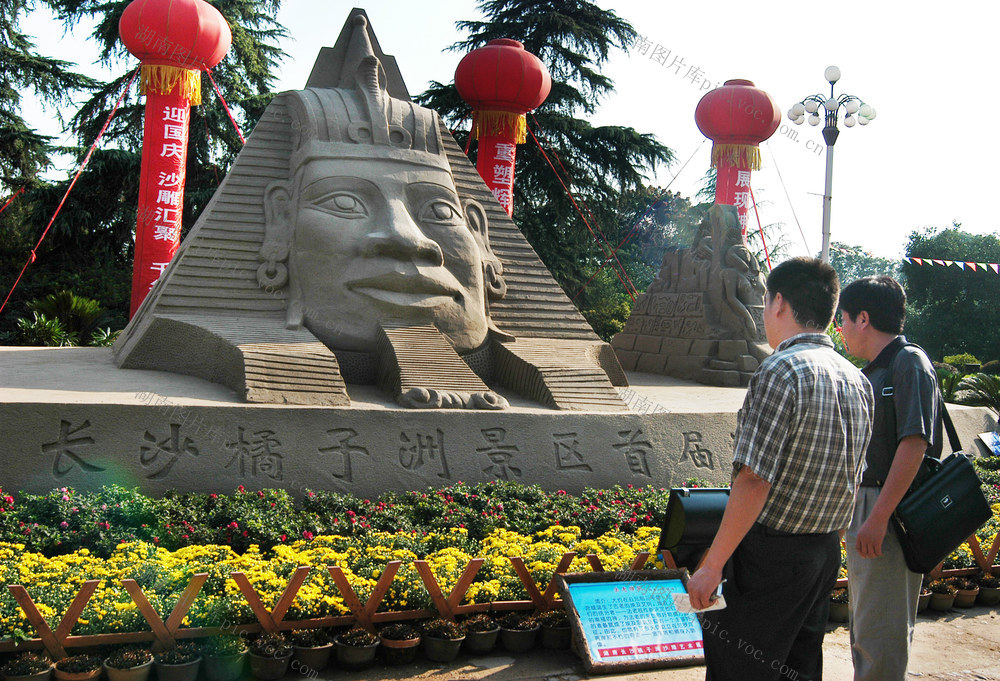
[336,604,1000,681]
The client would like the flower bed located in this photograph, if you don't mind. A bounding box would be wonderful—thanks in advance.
[0,482,995,659]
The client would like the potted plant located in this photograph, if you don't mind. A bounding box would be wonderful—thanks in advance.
[828,588,849,623]
[333,627,379,670]
[248,633,293,681]
[420,619,465,663]
[927,579,957,611]
[153,642,201,681]
[378,623,421,665]
[537,609,572,650]
[199,634,247,681]
[498,612,539,653]
[461,613,500,654]
[950,576,980,608]
[53,655,102,681]
[975,573,1000,606]
[289,629,332,672]
[2,653,53,681]
[917,586,932,613]
[103,647,152,681]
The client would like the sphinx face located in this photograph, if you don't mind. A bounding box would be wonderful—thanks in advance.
[286,157,490,353]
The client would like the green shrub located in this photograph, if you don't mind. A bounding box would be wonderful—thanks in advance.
[16,311,77,346]
[944,353,980,370]
[956,373,1000,416]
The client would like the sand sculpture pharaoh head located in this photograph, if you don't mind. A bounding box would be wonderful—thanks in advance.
[114,9,627,411]
[259,15,505,356]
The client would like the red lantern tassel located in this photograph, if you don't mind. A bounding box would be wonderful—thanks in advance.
[140,64,202,105]
[711,143,762,172]
[470,110,527,144]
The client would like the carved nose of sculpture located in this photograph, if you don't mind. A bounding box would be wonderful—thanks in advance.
[361,200,444,266]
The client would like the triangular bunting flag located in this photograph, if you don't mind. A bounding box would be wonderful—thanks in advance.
[955,261,965,270]
[933,259,945,266]
[902,257,912,264]
[943,260,954,267]
[979,263,988,270]
[992,264,999,274]
[967,262,977,271]
[912,257,923,265]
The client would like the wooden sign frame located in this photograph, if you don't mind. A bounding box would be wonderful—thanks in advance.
[555,569,704,675]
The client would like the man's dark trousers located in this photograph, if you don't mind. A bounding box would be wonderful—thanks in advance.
[700,523,841,681]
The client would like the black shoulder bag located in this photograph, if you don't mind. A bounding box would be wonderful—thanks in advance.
[881,344,992,573]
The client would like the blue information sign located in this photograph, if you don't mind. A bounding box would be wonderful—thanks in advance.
[566,578,703,664]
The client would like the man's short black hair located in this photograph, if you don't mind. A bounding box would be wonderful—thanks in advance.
[839,275,906,334]
[766,257,840,331]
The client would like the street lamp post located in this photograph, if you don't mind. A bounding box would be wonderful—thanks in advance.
[789,66,875,263]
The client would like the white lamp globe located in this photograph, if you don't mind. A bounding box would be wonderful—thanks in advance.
[824,65,841,83]
[824,98,838,111]
[858,103,873,118]
[844,115,856,127]
[858,116,870,126]
[795,115,805,125]
[866,107,877,120]
[791,102,806,117]
[804,100,820,114]
[808,113,821,126]
[845,100,859,115]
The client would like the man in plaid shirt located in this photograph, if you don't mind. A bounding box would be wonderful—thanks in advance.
[688,257,874,681]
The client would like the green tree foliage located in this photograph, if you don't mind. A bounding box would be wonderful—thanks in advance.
[416,0,674,335]
[1,1,287,337]
[956,373,1000,417]
[903,226,1000,362]
[0,0,97,191]
[829,241,901,285]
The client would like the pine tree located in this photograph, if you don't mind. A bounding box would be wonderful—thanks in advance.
[0,0,97,192]
[416,0,674,329]
[3,0,288,329]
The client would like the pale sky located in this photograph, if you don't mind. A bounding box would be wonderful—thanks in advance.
[19,1,1000,260]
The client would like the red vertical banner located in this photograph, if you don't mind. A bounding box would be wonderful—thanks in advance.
[130,92,190,317]
[715,163,753,237]
[476,136,517,216]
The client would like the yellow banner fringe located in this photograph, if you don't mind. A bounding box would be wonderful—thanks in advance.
[711,143,762,171]
[471,110,527,144]
[139,64,202,105]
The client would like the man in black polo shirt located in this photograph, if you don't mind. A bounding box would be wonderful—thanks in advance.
[838,275,941,681]
[688,258,873,681]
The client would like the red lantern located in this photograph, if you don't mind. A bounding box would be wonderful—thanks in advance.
[119,0,232,318]
[695,79,780,237]
[456,39,551,215]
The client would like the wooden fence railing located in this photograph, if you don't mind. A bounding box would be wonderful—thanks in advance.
[4,527,998,660]
[1,551,652,659]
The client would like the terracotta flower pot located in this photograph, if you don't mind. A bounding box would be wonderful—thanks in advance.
[53,669,101,681]
[917,591,931,613]
[422,635,464,663]
[500,625,539,653]
[463,627,500,654]
[103,659,152,681]
[201,653,245,681]
[248,651,291,681]
[291,644,332,673]
[827,601,849,623]
[928,592,955,612]
[977,586,1000,606]
[541,625,572,650]
[378,636,421,665]
[333,638,378,671]
[152,657,200,681]
[954,587,979,608]
[4,666,54,681]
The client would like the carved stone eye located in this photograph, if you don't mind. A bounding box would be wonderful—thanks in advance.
[421,201,461,223]
[318,192,368,218]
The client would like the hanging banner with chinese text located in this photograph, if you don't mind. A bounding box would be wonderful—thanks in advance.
[130,93,190,317]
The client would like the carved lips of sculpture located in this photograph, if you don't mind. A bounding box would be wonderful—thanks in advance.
[285,159,490,355]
